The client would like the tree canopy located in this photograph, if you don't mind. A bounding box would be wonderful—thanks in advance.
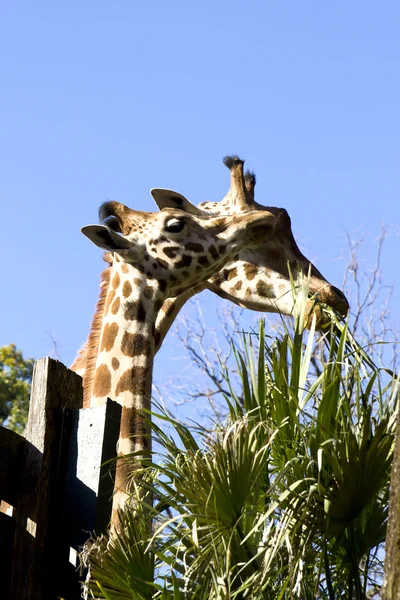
[0,344,34,433]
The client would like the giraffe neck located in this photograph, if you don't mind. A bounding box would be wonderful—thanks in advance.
[85,262,162,402]
[84,259,164,518]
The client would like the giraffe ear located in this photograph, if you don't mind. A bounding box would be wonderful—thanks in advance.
[150,188,209,216]
[81,225,143,262]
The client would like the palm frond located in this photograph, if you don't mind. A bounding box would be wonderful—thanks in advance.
[83,286,397,599]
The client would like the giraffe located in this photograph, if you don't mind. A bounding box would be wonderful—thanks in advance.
[75,200,280,527]
[151,155,349,351]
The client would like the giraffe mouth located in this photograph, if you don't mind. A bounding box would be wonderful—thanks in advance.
[308,288,349,318]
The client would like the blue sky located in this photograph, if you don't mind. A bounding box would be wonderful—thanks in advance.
[2,2,399,398]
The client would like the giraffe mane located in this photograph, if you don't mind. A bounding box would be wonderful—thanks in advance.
[82,253,112,406]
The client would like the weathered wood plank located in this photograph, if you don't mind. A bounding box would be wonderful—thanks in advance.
[7,358,122,599]
[65,398,121,542]
[9,357,83,600]
[0,427,25,507]
[61,398,121,599]
[0,511,16,596]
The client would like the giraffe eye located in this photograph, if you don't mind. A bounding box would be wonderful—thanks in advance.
[164,218,186,233]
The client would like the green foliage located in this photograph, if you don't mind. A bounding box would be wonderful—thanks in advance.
[0,344,34,433]
[84,294,397,599]
[82,498,156,599]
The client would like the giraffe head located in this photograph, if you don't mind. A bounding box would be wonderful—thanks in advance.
[79,201,280,411]
[151,156,349,328]
[81,200,279,300]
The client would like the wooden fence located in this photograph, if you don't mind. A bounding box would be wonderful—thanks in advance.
[2,356,399,599]
[0,357,121,600]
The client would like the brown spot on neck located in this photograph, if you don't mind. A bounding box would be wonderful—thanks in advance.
[124,300,147,322]
[115,366,149,396]
[112,272,120,289]
[111,296,120,314]
[143,285,154,299]
[105,289,116,314]
[93,364,112,398]
[100,322,119,352]
[121,332,151,357]
[122,281,132,298]
[120,406,149,451]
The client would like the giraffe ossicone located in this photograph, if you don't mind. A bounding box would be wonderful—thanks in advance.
[151,155,349,351]
[75,201,279,528]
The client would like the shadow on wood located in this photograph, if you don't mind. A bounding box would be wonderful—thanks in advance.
[0,357,121,600]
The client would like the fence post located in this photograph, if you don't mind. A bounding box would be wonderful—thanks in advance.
[62,398,121,598]
[9,358,83,600]
[0,427,25,591]
[6,357,122,600]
